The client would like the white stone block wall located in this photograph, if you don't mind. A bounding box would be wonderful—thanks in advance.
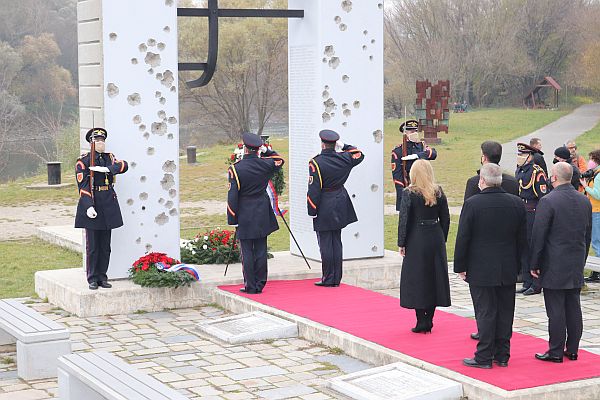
[288,0,384,260]
[77,0,180,278]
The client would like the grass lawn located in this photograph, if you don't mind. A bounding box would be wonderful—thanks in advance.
[575,122,600,160]
[0,239,81,299]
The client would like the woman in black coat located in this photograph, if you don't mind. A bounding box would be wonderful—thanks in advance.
[398,160,451,333]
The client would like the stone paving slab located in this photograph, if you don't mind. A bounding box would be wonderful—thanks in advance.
[197,312,298,344]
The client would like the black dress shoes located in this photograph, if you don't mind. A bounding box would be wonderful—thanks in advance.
[470,332,480,340]
[584,272,600,282]
[99,281,112,288]
[314,281,338,287]
[463,358,492,369]
[535,352,563,363]
[523,287,542,296]
[89,282,99,290]
[494,359,508,367]
[564,351,578,361]
[515,286,528,294]
[239,288,262,294]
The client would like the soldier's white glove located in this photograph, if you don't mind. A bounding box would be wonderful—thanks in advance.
[87,207,97,219]
[89,166,110,173]
[335,140,345,152]
[259,145,268,154]
[401,154,419,161]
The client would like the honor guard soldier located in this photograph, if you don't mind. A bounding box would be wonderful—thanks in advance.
[515,142,548,295]
[75,128,128,290]
[391,120,437,210]
[307,130,365,287]
[227,132,285,294]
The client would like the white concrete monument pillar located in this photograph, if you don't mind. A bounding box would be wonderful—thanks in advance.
[77,0,180,278]
[288,1,384,260]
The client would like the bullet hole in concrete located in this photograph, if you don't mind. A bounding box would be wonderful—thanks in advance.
[342,75,349,83]
[342,0,353,12]
[162,160,176,173]
[371,39,376,44]
[140,223,143,226]
[156,72,163,80]
[163,26,170,33]
[352,194,356,198]
[140,176,147,183]
[155,212,169,226]
[157,43,166,51]
[169,189,177,198]
[331,112,336,117]
[170,86,176,93]
[343,109,352,117]
[167,133,174,140]
[378,3,383,9]
[322,90,329,99]
[165,0,174,6]
[127,93,141,106]
[322,57,327,63]
[168,117,177,124]
[109,32,117,41]
[158,198,165,204]
[324,98,336,113]
[160,70,174,87]
[147,147,155,156]
[139,43,147,52]
[159,97,166,105]
[146,243,153,252]
[131,58,138,65]
[165,200,174,209]
[371,184,379,192]
[148,68,154,75]
[147,38,156,47]
[169,208,178,216]
[152,122,167,136]
[158,110,167,119]
[328,57,340,69]
[324,85,330,90]
[141,206,146,211]
[334,16,341,24]
[161,173,175,190]
[143,132,150,140]
[362,45,367,51]
[144,52,161,67]
[343,122,348,127]
[139,192,148,201]
[131,211,135,214]
[154,234,158,238]
[155,91,162,98]
[372,245,378,252]
[139,124,147,132]
[373,129,383,143]
[126,199,134,206]
[131,162,137,169]
[354,232,359,238]
[106,83,119,98]
[339,23,347,31]
[324,45,335,57]
[363,30,368,35]
[136,237,141,244]
[342,103,348,109]
[353,101,360,108]
[369,55,374,61]
[133,115,142,124]
[322,112,331,123]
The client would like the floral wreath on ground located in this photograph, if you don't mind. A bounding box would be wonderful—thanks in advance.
[129,252,196,288]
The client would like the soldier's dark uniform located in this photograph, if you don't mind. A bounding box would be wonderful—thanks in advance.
[227,132,285,294]
[515,142,548,295]
[307,130,365,287]
[74,128,128,288]
[391,120,437,211]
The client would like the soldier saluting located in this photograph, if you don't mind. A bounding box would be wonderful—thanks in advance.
[227,132,285,294]
[391,120,437,210]
[75,128,128,290]
[307,130,364,287]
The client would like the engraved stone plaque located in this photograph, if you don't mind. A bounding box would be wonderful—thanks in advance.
[197,312,298,344]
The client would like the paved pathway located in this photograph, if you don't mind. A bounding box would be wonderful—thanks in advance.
[499,103,600,173]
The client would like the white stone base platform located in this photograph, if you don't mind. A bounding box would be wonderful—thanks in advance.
[34,250,400,318]
[213,288,600,400]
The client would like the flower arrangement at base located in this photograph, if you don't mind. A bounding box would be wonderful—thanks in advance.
[181,229,239,264]
[129,252,196,288]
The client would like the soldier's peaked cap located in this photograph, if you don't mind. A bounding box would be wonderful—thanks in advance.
[85,128,107,143]
[399,119,419,133]
[319,129,339,143]
[242,132,263,149]
[517,142,537,154]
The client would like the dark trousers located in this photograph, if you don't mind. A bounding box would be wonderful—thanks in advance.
[85,229,112,284]
[239,237,268,292]
[317,229,343,285]
[543,288,583,357]
[522,211,540,290]
[469,284,516,364]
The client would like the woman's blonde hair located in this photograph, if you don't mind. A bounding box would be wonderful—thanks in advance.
[407,159,440,206]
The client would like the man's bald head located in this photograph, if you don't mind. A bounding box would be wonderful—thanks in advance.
[551,162,573,185]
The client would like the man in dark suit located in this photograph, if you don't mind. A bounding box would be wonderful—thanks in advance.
[307,129,364,287]
[530,162,592,363]
[454,163,528,368]
[227,132,285,294]
[464,141,519,200]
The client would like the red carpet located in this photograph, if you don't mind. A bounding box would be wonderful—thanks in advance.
[220,279,600,391]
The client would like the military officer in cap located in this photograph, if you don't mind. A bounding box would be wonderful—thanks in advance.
[75,128,128,290]
[391,120,437,210]
[307,130,365,287]
[515,142,549,295]
[227,132,285,294]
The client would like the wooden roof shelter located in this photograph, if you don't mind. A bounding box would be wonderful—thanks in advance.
[523,76,561,109]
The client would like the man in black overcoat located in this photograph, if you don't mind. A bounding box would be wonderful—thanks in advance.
[307,130,364,287]
[454,163,528,368]
[530,162,592,363]
[227,132,285,294]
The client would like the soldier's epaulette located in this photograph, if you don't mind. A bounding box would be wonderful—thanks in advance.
[78,152,89,159]
[532,164,544,173]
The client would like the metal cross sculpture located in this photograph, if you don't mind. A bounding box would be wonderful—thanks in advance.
[178,0,304,88]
